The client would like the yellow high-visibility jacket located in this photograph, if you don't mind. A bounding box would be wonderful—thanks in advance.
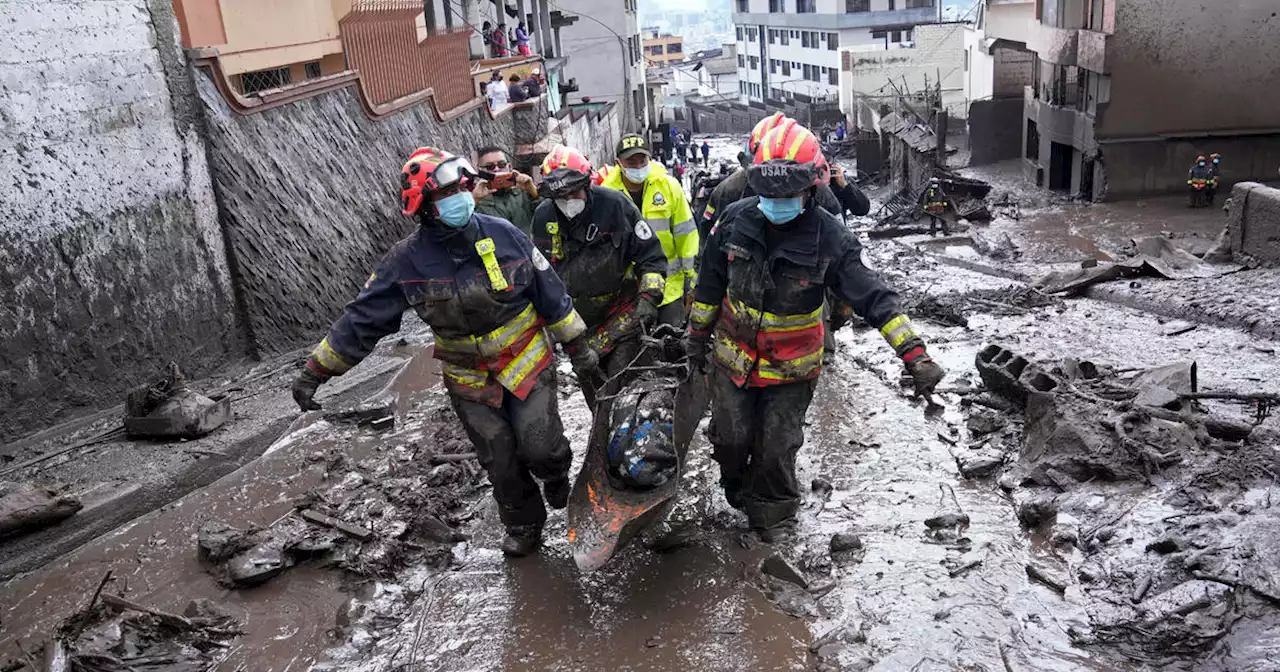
[601,163,698,307]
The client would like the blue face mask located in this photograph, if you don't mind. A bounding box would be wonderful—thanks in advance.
[435,191,475,228]
[757,196,804,224]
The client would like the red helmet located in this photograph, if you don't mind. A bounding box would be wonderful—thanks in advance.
[592,164,611,186]
[540,144,594,198]
[747,121,830,198]
[748,112,790,154]
[400,147,476,216]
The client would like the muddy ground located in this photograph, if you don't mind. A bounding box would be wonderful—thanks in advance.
[3,179,1280,670]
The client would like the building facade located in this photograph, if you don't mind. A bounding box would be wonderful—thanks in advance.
[733,0,940,103]
[555,0,648,132]
[1022,0,1280,200]
[643,28,686,66]
[839,21,966,131]
[962,0,1035,164]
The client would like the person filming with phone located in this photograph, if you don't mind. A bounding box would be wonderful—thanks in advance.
[473,145,539,237]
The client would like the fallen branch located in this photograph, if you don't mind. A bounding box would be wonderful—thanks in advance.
[101,594,193,630]
[428,453,478,464]
[948,558,982,578]
[1192,571,1280,607]
[1138,595,1214,630]
[1026,563,1067,594]
[69,571,115,640]
[1132,573,1153,603]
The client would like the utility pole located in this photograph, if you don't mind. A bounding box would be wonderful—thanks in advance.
[423,0,436,34]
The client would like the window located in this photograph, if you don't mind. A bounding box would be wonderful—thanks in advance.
[782,61,791,75]
[828,32,838,50]
[770,59,778,74]
[736,26,743,41]
[963,49,969,72]
[905,28,913,41]
[667,43,682,54]
[738,54,745,67]
[736,0,748,11]
[891,30,902,42]
[779,30,789,45]
[888,0,895,8]
[846,0,869,12]
[906,0,933,7]
[304,61,322,80]
[770,0,784,11]
[797,0,816,12]
[791,30,799,38]
[749,55,760,69]
[239,66,291,94]
[802,64,811,80]
[829,68,838,85]
[872,30,886,39]
[768,29,776,44]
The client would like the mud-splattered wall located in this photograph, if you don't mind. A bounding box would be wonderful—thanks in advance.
[0,0,240,442]
[196,77,548,355]
[1229,182,1280,266]
[1101,0,1280,138]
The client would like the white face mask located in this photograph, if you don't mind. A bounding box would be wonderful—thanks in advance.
[623,164,651,183]
[555,197,586,219]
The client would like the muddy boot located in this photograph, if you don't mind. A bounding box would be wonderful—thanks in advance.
[542,477,570,510]
[501,525,543,557]
[756,520,798,544]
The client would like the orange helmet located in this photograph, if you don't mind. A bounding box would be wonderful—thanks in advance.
[747,120,830,198]
[540,144,594,197]
[748,112,791,155]
[1195,154,1207,163]
[400,147,476,216]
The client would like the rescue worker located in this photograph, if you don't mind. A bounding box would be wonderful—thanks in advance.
[531,145,669,409]
[697,113,870,247]
[600,134,700,327]
[1207,152,1223,204]
[290,147,596,558]
[1188,155,1212,208]
[919,177,953,236]
[684,123,945,541]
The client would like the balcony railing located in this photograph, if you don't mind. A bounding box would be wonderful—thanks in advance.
[733,6,936,30]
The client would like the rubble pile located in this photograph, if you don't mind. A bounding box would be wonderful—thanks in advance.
[904,286,1063,329]
[198,406,485,587]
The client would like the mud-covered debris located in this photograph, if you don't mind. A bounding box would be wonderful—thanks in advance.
[761,554,810,589]
[1016,497,1057,528]
[970,230,1020,260]
[829,532,863,554]
[322,395,396,426]
[124,362,230,439]
[197,521,256,562]
[227,544,288,586]
[966,411,1007,436]
[1026,562,1068,594]
[924,512,970,530]
[956,452,1003,478]
[299,508,374,542]
[811,478,834,495]
[0,481,82,536]
[1146,537,1182,554]
[417,514,466,544]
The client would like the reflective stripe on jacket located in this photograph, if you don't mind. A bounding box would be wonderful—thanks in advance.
[690,198,923,388]
[600,163,699,307]
[306,213,586,408]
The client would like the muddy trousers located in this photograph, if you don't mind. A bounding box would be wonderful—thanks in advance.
[450,367,571,530]
[708,370,817,531]
[926,213,952,236]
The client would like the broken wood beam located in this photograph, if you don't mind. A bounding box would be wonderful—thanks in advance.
[298,509,374,542]
[101,594,194,630]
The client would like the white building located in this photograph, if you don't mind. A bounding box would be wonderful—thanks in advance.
[839,22,967,128]
[733,0,941,103]
[556,0,648,131]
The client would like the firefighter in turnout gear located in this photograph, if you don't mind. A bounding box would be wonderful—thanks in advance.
[290,147,594,558]
[684,123,945,541]
[1207,152,1223,204]
[531,145,669,410]
[919,176,953,236]
[600,133,700,326]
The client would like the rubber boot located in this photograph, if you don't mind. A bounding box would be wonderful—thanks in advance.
[501,525,543,557]
[542,477,571,510]
[756,520,798,545]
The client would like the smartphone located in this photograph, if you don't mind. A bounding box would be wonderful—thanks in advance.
[491,171,517,190]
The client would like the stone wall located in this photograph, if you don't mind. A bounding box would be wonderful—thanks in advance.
[0,0,239,442]
[197,74,549,354]
[1229,182,1280,266]
[1100,135,1280,202]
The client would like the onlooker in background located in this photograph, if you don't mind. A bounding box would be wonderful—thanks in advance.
[835,120,846,141]
[487,71,509,109]
[473,145,539,236]
[515,22,532,56]
[482,21,495,58]
[523,68,543,98]
[700,140,710,166]
[493,23,509,57]
[507,74,528,103]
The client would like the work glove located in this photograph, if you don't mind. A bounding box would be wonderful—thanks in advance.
[564,336,600,380]
[681,332,710,374]
[291,367,328,411]
[634,295,660,329]
[906,355,946,397]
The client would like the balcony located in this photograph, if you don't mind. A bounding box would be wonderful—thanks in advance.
[1024,85,1094,150]
[732,6,936,30]
[1075,29,1109,73]
[1026,22,1077,65]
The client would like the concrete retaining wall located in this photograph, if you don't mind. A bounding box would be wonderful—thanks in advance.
[197,76,548,355]
[1228,182,1280,265]
[968,98,1024,166]
[0,0,239,442]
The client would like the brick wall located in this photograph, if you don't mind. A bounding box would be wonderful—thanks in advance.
[993,48,1034,98]
[0,0,239,442]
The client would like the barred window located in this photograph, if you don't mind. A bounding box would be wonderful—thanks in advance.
[240,67,291,95]
[304,61,322,79]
